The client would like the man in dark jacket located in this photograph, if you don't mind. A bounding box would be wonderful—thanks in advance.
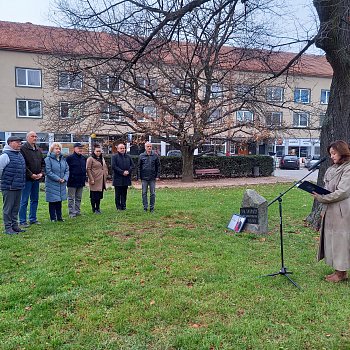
[137,142,160,212]
[19,131,44,227]
[0,136,26,234]
[66,142,87,217]
[112,143,134,210]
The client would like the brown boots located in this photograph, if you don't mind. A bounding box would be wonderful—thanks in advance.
[325,270,348,282]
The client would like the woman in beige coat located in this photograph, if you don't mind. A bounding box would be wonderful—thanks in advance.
[313,140,350,282]
[86,144,109,214]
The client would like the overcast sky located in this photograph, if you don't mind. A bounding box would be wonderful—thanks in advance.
[0,0,321,54]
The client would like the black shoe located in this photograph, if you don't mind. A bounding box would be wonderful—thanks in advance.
[95,210,101,214]
[4,228,18,234]
[57,218,64,222]
[150,208,154,213]
[30,221,41,225]
[20,222,30,228]
[13,227,26,233]
[144,208,148,212]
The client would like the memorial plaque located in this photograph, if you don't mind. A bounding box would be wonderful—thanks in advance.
[240,207,259,224]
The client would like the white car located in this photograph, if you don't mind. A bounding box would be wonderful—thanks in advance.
[305,155,320,169]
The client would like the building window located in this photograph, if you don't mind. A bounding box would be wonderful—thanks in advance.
[236,110,254,123]
[266,86,284,102]
[59,102,82,119]
[293,112,309,127]
[235,85,255,98]
[209,108,222,123]
[136,77,157,92]
[58,71,83,90]
[294,88,310,104]
[210,83,223,98]
[320,89,330,104]
[136,105,156,122]
[54,134,72,142]
[266,112,282,126]
[16,99,42,118]
[15,68,42,88]
[99,75,121,92]
[171,81,191,96]
[100,103,124,122]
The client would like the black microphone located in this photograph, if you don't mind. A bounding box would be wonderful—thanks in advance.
[308,156,327,171]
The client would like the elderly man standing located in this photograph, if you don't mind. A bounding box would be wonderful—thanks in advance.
[137,142,160,212]
[19,131,44,227]
[0,136,26,234]
[112,143,134,210]
[66,142,87,218]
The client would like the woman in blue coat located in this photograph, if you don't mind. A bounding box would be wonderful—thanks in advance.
[44,142,69,221]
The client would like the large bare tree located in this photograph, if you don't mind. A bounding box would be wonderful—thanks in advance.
[42,0,319,181]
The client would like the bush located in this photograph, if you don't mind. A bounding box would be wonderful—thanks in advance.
[48,154,273,180]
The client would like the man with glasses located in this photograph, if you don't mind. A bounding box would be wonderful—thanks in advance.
[19,131,44,227]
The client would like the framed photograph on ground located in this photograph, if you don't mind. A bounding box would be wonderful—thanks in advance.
[227,214,247,232]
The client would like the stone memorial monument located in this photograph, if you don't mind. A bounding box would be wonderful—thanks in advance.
[240,189,268,234]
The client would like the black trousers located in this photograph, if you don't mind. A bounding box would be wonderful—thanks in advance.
[49,201,62,221]
[90,191,103,212]
[115,186,128,210]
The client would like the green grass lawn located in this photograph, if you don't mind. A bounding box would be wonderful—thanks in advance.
[1,183,349,350]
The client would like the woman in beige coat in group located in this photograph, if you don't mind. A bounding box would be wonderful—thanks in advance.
[86,144,109,214]
[313,140,350,282]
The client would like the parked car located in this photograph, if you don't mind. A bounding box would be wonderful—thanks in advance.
[279,155,300,170]
[198,151,226,157]
[305,155,321,169]
[167,150,182,157]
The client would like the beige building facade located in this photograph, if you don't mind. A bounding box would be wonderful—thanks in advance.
[0,21,332,157]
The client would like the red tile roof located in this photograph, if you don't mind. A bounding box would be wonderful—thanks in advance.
[0,20,333,78]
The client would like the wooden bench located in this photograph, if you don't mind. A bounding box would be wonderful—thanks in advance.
[195,168,221,177]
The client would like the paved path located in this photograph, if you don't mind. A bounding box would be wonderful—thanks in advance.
[131,174,297,189]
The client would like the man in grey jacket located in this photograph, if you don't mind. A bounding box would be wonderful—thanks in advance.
[0,136,26,234]
[137,142,160,212]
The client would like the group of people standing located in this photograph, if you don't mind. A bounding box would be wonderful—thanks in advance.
[0,132,160,234]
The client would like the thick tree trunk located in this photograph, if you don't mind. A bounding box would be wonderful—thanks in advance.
[181,145,195,182]
[307,0,350,228]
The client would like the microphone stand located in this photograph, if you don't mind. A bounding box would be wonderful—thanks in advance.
[262,165,320,289]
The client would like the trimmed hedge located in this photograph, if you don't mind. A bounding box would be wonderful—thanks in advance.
[103,155,273,179]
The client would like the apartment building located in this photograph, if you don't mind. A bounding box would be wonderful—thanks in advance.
[0,21,333,157]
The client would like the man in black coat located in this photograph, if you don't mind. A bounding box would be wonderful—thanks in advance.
[19,131,45,226]
[112,143,134,210]
[66,142,87,217]
[137,142,160,212]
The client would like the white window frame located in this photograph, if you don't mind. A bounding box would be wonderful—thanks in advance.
[294,88,310,104]
[15,67,42,88]
[99,75,121,92]
[235,85,255,98]
[100,103,124,122]
[266,112,282,126]
[136,77,157,91]
[266,86,284,102]
[58,71,83,90]
[320,89,330,104]
[236,110,254,123]
[136,105,156,122]
[209,108,222,123]
[293,112,309,127]
[59,102,82,119]
[210,83,223,98]
[16,99,42,118]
